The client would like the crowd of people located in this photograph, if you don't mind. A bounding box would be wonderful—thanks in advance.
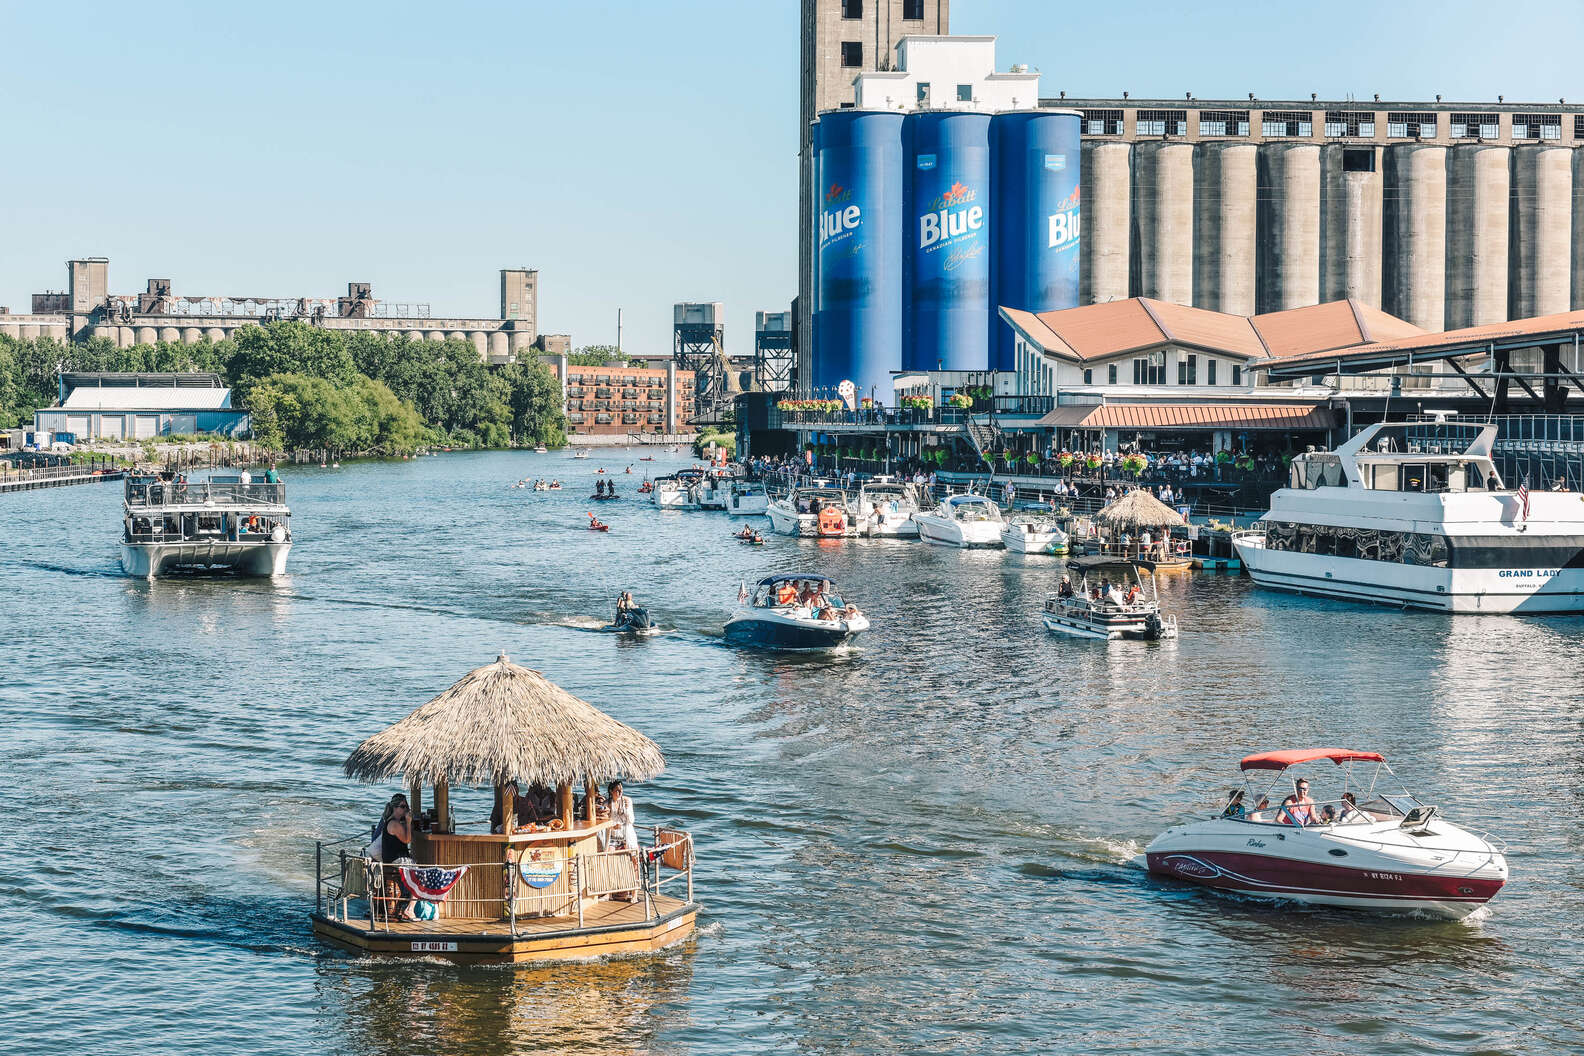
[1220,782,1369,828]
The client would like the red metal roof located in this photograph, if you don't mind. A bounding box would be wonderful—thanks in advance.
[1272,309,1584,370]
[1037,402,1333,431]
[1240,748,1387,771]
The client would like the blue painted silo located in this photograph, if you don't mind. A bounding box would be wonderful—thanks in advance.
[989,110,1083,371]
[813,109,904,405]
[903,110,992,373]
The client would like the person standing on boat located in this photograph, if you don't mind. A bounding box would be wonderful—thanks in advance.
[264,463,280,484]
[379,794,416,921]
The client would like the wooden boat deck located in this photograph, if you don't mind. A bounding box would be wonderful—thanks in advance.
[338,894,685,938]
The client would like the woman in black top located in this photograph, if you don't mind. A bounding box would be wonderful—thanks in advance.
[380,795,415,920]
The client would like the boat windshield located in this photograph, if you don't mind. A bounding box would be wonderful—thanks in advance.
[1221,758,1414,827]
[949,497,999,521]
[753,578,847,610]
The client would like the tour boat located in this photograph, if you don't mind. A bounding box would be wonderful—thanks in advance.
[312,654,698,963]
[854,477,921,538]
[912,494,1005,548]
[723,574,869,649]
[121,472,291,579]
[765,484,853,537]
[1234,419,1584,613]
[1144,749,1507,919]
[724,479,770,516]
[1041,558,1177,640]
[1001,517,1069,555]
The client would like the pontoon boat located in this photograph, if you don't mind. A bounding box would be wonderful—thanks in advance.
[1041,557,1176,640]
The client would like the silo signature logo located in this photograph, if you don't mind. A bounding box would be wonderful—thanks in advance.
[941,181,974,206]
[825,183,852,204]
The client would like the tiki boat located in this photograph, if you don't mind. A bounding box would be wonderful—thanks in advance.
[311,653,698,964]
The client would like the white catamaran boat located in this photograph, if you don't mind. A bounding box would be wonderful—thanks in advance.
[1001,516,1068,555]
[854,477,921,538]
[912,494,1005,548]
[1145,749,1507,919]
[122,472,291,579]
[1234,419,1584,613]
[765,484,853,537]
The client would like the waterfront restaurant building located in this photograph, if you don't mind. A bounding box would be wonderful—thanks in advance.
[33,372,249,440]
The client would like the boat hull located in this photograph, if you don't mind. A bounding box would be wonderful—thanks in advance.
[1003,528,1067,554]
[122,541,290,579]
[723,613,866,650]
[725,495,770,516]
[1144,821,1507,919]
[860,513,919,538]
[914,516,1004,549]
[1236,541,1584,614]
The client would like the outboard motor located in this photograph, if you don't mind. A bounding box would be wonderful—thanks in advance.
[1144,612,1165,640]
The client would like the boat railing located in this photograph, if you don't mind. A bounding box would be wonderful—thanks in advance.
[126,479,286,508]
[313,825,695,937]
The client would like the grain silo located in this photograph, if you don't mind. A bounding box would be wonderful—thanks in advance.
[1383,143,1448,331]
[1193,142,1258,315]
[1257,143,1321,312]
[1080,140,1131,305]
[1509,145,1572,317]
[1131,141,1195,305]
[1319,145,1383,306]
[813,109,904,403]
[990,109,1082,369]
[1445,143,1510,328]
[903,110,992,373]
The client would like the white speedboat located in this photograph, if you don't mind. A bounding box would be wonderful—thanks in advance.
[693,472,728,511]
[1002,517,1068,555]
[854,477,920,538]
[1040,557,1176,640]
[652,470,704,510]
[121,472,291,579]
[912,494,1005,548]
[723,574,869,650]
[534,444,548,454]
[724,479,770,516]
[766,484,853,537]
[1234,418,1584,613]
[573,449,589,459]
[1145,749,1508,919]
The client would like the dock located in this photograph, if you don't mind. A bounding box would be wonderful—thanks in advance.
[0,463,125,494]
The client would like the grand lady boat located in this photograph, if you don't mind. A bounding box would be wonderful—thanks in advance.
[121,471,290,578]
[1145,749,1507,919]
[312,655,698,963]
[1234,420,1584,613]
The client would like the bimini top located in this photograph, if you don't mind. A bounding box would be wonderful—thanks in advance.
[1240,748,1386,771]
[756,573,835,588]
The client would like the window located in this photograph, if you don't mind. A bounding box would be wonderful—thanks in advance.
[1177,358,1186,385]
[840,41,862,67]
[841,0,862,18]
[957,84,972,103]
[1083,369,1093,384]
[1199,110,1250,137]
[916,82,929,104]
[1262,110,1313,138]
[1576,115,1584,140]
[1514,113,1562,140]
[1108,364,1118,384]
[1387,111,1437,138]
[1137,109,1187,137]
[1083,109,1124,136]
[1324,111,1376,138]
[1450,112,1500,139]
[1207,360,1217,385]
[1343,147,1375,172]
[903,0,924,18]
[1187,354,1197,385]
[1133,357,1165,385]
[1232,365,1243,385]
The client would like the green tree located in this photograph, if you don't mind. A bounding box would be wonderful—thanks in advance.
[498,360,566,447]
[567,345,623,366]
[227,321,355,396]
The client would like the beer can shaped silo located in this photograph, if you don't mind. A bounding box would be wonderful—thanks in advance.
[903,110,992,372]
[813,109,904,405]
[989,110,1082,371]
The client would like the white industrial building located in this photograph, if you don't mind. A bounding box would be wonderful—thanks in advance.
[851,36,1038,113]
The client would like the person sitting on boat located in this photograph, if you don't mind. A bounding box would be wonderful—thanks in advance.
[1106,583,1126,607]
[1336,791,1365,823]
[1221,789,1247,819]
[379,793,417,921]
[775,580,798,606]
[615,591,636,622]
[1058,575,1074,599]
[527,782,557,821]
[1320,804,1337,825]
[1280,779,1318,826]
[1124,584,1141,606]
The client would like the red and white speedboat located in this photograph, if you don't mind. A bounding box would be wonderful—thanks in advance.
[1144,749,1507,919]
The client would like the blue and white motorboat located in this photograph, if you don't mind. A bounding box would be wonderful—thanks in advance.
[723,574,869,650]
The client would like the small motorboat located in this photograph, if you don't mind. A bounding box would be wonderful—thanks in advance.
[1041,557,1176,640]
[766,484,852,537]
[1144,749,1508,919]
[724,574,869,650]
[912,493,1005,548]
[1002,517,1068,555]
[725,479,770,516]
[548,482,562,490]
[609,593,652,632]
[573,449,589,460]
[534,444,548,454]
[854,478,921,538]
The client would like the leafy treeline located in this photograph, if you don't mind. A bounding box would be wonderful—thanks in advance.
[0,321,565,453]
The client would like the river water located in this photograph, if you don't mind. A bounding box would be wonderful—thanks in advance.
[2,451,1580,1055]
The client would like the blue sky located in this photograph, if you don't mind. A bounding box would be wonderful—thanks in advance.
[4,1,1583,357]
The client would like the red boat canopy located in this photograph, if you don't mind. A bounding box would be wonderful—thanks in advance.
[1240,748,1386,771]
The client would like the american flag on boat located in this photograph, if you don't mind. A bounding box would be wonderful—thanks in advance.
[398,864,469,902]
[1518,480,1530,522]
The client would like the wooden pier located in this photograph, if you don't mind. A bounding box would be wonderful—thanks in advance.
[0,464,125,494]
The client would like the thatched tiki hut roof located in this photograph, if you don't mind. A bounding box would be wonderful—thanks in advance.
[343,654,665,788]
[1096,489,1184,530]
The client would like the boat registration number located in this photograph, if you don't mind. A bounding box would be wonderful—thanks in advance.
[1364,871,1404,883]
[411,941,457,953]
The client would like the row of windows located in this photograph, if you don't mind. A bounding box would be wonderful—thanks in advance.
[1081,108,1568,141]
[840,0,925,21]
[1265,520,1584,570]
[1076,358,1242,386]
[916,82,974,104]
[565,374,667,387]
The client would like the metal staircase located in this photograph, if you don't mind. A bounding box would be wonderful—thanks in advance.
[963,413,1003,467]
